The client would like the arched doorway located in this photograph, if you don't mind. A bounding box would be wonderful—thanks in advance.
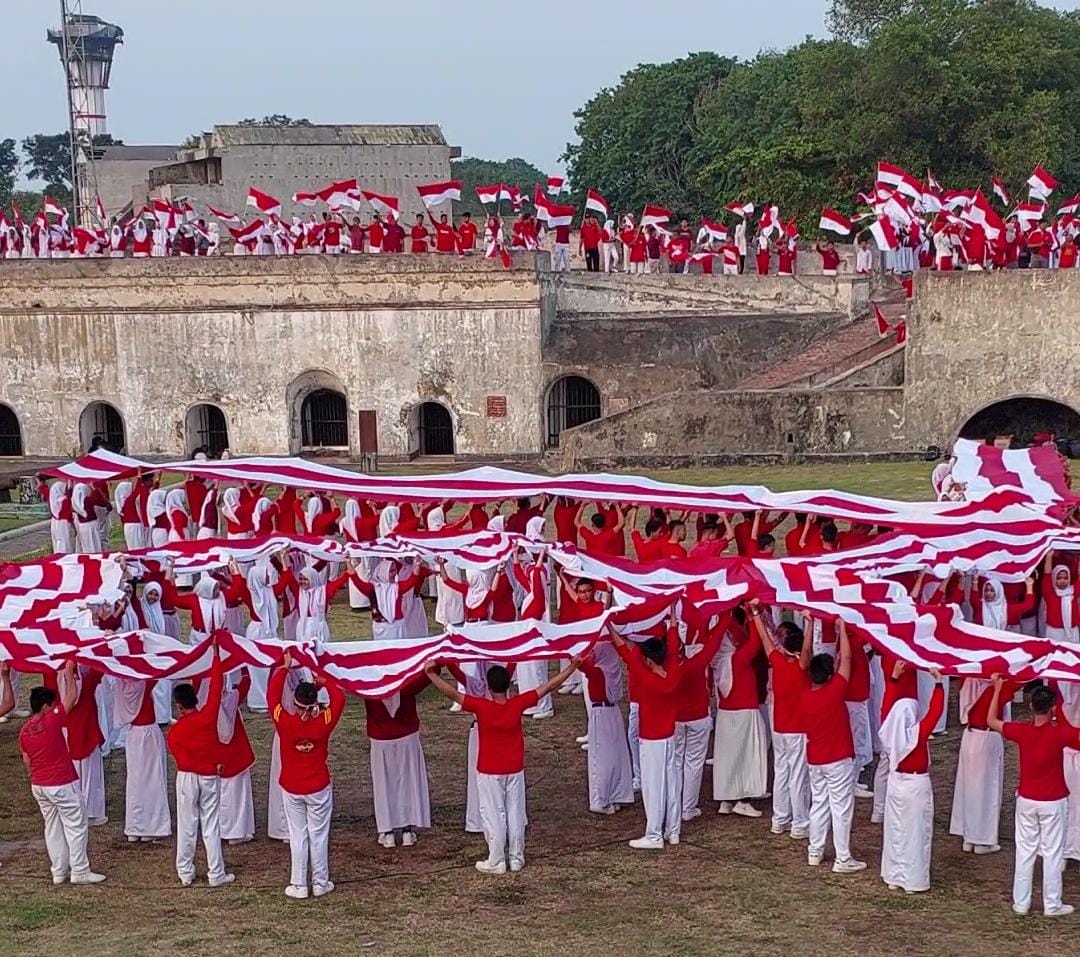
[546,375,601,448]
[185,404,230,458]
[79,401,126,453]
[410,402,455,457]
[301,389,349,451]
[958,397,1080,446]
[0,404,23,456]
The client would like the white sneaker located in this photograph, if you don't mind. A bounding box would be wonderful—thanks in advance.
[628,837,664,850]
[180,877,195,887]
[770,824,787,835]
[1044,904,1074,917]
[591,805,617,815]
[789,828,809,840]
[88,817,108,827]
[208,873,236,888]
[854,786,874,799]
[475,860,507,875]
[52,873,70,885]
[575,735,589,744]
[962,842,974,853]
[973,844,1001,855]
[832,859,867,874]
[378,833,396,848]
[732,801,762,818]
[509,859,524,873]
[683,808,702,822]
[666,834,680,845]
[870,812,883,825]
[808,851,824,867]
[285,884,309,899]
[1012,905,1030,916]
[312,881,335,898]
[449,701,462,713]
[401,831,417,847]
[530,711,553,720]
[227,837,253,845]
[580,743,589,751]
[70,871,106,885]
[632,780,641,792]
[717,801,734,815]
[127,836,140,843]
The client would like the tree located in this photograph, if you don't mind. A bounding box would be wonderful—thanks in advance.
[451,156,547,219]
[20,132,122,206]
[237,115,313,127]
[826,0,922,41]
[0,138,17,208]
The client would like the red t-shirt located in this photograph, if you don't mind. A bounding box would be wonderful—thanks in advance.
[554,225,572,245]
[167,658,225,776]
[464,690,539,775]
[845,642,871,703]
[458,221,478,250]
[617,637,680,740]
[800,676,855,766]
[768,649,809,734]
[717,634,762,711]
[581,525,620,556]
[270,668,346,794]
[580,222,601,249]
[19,704,78,787]
[1002,720,1079,801]
[433,222,457,253]
[880,652,918,720]
[552,500,578,544]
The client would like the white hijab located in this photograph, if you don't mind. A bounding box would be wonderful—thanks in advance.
[465,566,495,612]
[113,480,133,518]
[487,514,505,533]
[878,696,920,765]
[980,580,1007,631]
[193,573,226,633]
[48,481,70,518]
[72,482,91,520]
[298,565,328,625]
[525,516,546,542]
[147,488,168,523]
[139,581,166,634]
[252,495,273,533]
[1052,564,1075,634]
[379,505,400,538]
[427,506,446,531]
[245,560,280,638]
[221,487,241,524]
[114,677,150,726]
[304,495,323,533]
[165,487,188,517]
[343,499,361,540]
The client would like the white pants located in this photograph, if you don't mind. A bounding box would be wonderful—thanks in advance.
[124,723,171,838]
[639,735,680,842]
[32,782,92,881]
[949,727,1003,846]
[515,661,553,717]
[175,771,226,884]
[477,771,526,868]
[268,734,289,840]
[75,521,102,554]
[50,518,74,553]
[1013,796,1067,914]
[74,749,106,821]
[674,716,712,818]
[771,731,810,831]
[588,703,634,812]
[219,771,255,841]
[283,784,334,889]
[846,700,873,776]
[627,702,641,787]
[465,724,483,832]
[122,522,147,550]
[882,771,932,891]
[552,243,571,271]
[872,750,890,819]
[809,758,855,861]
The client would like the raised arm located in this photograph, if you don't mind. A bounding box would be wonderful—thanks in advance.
[747,599,776,656]
[986,674,1006,733]
[836,619,852,682]
[0,662,14,719]
[535,655,584,699]
[59,660,78,713]
[424,661,464,704]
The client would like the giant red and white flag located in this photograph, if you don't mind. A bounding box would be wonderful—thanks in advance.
[819,208,853,236]
[417,180,463,208]
[991,176,1010,206]
[640,205,672,228]
[869,215,899,251]
[1027,164,1059,200]
[246,187,282,217]
[585,189,609,217]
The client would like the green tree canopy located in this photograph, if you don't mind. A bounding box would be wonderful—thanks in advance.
[565,0,1080,232]
[20,132,122,206]
[451,156,547,218]
[0,138,17,209]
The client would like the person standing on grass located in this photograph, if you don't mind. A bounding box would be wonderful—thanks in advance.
[18,661,106,885]
[798,618,866,873]
[988,676,1080,917]
[269,651,347,899]
[167,637,234,889]
[578,634,635,815]
[425,656,583,875]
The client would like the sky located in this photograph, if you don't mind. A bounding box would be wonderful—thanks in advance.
[7,0,1080,181]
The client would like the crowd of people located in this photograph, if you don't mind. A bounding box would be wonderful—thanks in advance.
[2,473,1077,918]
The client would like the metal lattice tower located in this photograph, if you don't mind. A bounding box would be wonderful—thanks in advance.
[47,3,123,224]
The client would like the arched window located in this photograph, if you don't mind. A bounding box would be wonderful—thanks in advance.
[411,402,455,457]
[546,375,601,448]
[185,404,230,458]
[958,397,1080,446]
[79,401,126,453]
[0,404,23,456]
[301,389,349,450]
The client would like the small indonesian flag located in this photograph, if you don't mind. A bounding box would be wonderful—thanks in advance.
[534,190,575,227]
[43,195,64,217]
[873,301,890,337]
[94,195,107,225]
[293,189,321,206]
[875,161,911,190]
[1057,193,1080,217]
[585,189,609,217]
[228,219,264,242]
[783,216,799,240]
[926,170,941,193]
[508,185,525,212]
[991,176,1010,206]
[246,187,282,217]
[895,320,907,345]
[724,200,754,218]
[1027,164,1059,200]
[941,189,974,211]
[208,205,242,225]
[869,215,899,251]
[962,190,1005,241]
[1010,201,1045,226]
[759,204,780,237]
[882,192,914,227]
[417,180,463,207]
[475,184,503,205]
[819,207,852,236]
[546,176,567,196]
[360,190,399,216]
[640,205,672,228]
[699,218,728,242]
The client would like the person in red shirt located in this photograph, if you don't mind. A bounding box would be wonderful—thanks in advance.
[989,677,1080,916]
[1026,222,1051,268]
[659,520,688,559]
[577,503,627,556]
[367,213,385,253]
[321,213,342,254]
[167,642,234,888]
[579,215,601,272]
[410,213,430,253]
[816,240,841,276]
[878,670,944,893]
[674,619,724,821]
[383,215,405,253]
[429,213,458,254]
[667,221,692,273]
[630,515,666,562]
[610,618,683,849]
[18,662,106,885]
[798,619,866,872]
[348,216,366,254]
[425,656,581,874]
[505,495,547,535]
[689,518,731,558]
[749,603,811,837]
[457,212,478,253]
[269,653,347,898]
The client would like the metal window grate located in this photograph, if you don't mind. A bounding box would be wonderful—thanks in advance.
[547,377,600,448]
[301,389,348,449]
[0,405,22,456]
[86,403,126,452]
[418,403,454,456]
[190,405,230,458]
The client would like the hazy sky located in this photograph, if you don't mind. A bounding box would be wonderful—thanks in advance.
[7,0,1080,178]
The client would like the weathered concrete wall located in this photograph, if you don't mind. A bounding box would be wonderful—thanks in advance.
[0,257,546,459]
[547,272,869,319]
[543,313,844,411]
[904,271,1080,445]
[818,345,905,388]
[557,387,908,467]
